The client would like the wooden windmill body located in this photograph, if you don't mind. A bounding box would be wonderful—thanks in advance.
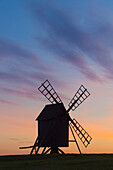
[20,80,92,154]
[36,103,68,153]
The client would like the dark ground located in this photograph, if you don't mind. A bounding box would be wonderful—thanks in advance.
[0,154,113,170]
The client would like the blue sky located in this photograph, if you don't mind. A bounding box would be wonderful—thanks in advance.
[1,0,113,83]
[0,0,113,155]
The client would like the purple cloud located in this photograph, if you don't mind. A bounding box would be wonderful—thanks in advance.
[36,37,101,82]
[0,77,69,102]
[0,69,67,91]
[0,38,37,61]
[0,37,62,97]
[0,87,38,100]
[0,98,17,105]
[0,38,52,72]
[0,38,66,95]
[30,2,113,81]
[0,71,33,85]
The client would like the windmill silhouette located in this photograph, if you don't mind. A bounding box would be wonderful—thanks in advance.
[20,80,92,154]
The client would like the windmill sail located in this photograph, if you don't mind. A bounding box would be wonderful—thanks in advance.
[38,80,62,104]
[67,85,90,112]
[70,119,92,147]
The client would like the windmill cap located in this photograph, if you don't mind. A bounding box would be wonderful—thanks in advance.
[36,103,68,121]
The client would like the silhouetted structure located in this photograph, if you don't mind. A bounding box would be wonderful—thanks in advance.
[20,80,92,154]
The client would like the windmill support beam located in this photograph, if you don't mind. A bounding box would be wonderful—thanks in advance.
[58,148,65,154]
[69,140,76,142]
[35,146,40,154]
[30,137,39,155]
[19,145,34,149]
[42,147,46,154]
[69,124,82,154]
[43,147,64,154]
[44,148,51,154]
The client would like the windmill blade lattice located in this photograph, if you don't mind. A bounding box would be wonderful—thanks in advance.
[68,85,90,111]
[38,80,62,104]
[70,119,92,147]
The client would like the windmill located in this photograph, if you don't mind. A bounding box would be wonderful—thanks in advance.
[20,80,92,154]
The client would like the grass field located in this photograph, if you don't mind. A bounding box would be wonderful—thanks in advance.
[0,154,113,170]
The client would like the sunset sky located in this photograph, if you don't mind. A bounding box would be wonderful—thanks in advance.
[0,0,113,155]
